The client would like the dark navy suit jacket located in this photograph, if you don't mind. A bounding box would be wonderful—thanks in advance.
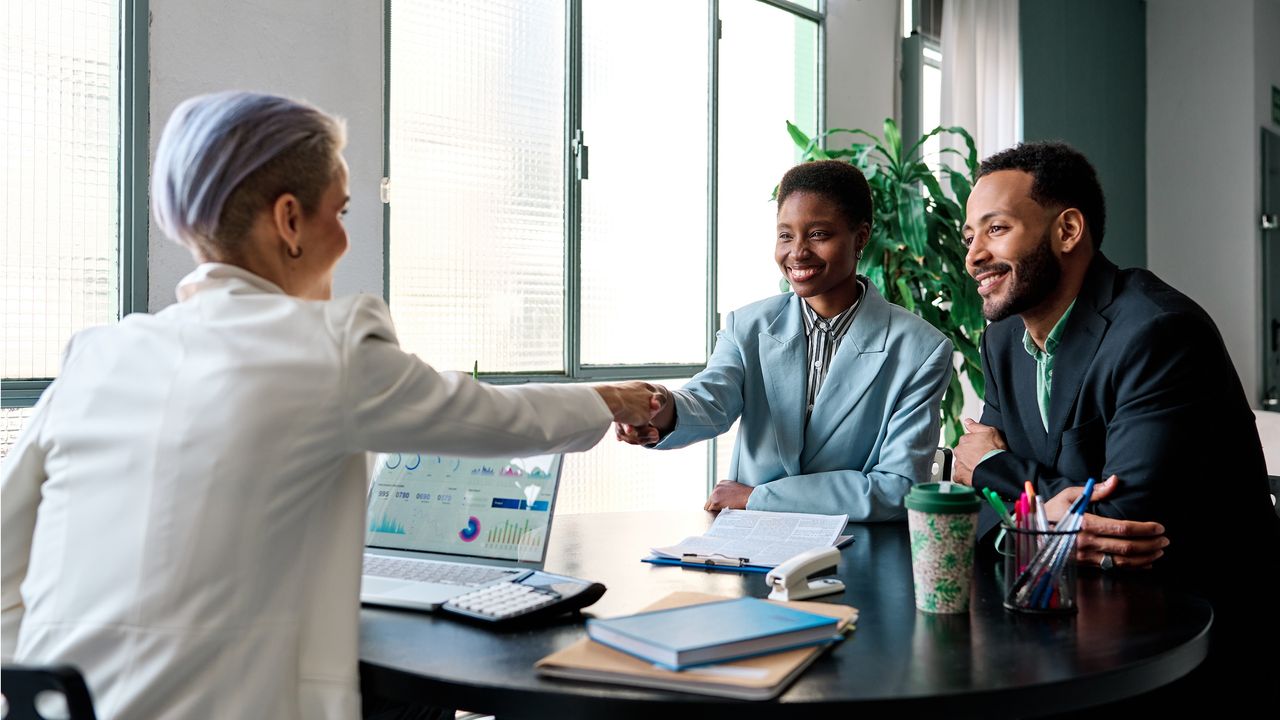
[974,254,1279,619]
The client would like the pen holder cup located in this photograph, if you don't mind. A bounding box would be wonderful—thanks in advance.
[998,525,1080,614]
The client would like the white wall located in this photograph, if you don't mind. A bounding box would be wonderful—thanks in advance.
[147,0,385,310]
[1147,0,1266,404]
[824,0,899,135]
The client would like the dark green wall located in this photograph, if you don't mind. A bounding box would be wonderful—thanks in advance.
[1020,0,1146,270]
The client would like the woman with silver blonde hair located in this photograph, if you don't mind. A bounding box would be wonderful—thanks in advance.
[1,91,662,719]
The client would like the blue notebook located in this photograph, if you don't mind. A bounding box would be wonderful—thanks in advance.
[586,597,842,671]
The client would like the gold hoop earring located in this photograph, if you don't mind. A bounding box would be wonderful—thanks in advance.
[286,245,303,259]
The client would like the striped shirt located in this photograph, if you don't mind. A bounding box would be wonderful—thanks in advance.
[800,279,865,422]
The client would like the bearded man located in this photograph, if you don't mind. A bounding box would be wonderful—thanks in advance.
[952,141,1278,699]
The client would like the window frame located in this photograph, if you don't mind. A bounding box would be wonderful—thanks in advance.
[0,0,150,409]
[381,0,825,491]
[382,0,824,386]
[901,0,942,155]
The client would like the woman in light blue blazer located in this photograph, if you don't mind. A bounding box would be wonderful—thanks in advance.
[618,161,952,521]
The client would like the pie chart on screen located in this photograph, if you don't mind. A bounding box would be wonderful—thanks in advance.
[459,516,481,542]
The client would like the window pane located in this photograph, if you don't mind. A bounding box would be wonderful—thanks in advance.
[389,0,566,374]
[1,406,33,460]
[579,1,709,366]
[3,0,120,379]
[922,60,942,165]
[716,0,818,317]
[714,419,739,481]
[558,378,709,513]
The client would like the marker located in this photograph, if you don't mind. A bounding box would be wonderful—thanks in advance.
[1076,477,1097,516]
[981,488,1013,527]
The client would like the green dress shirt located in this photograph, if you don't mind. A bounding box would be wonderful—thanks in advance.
[979,301,1076,464]
[1023,300,1076,430]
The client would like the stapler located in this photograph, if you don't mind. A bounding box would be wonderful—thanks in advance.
[765,546,844,601]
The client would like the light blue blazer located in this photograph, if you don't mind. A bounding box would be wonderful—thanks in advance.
[655,283,952,521]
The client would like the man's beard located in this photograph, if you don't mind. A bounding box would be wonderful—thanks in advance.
[981,233,1061,322]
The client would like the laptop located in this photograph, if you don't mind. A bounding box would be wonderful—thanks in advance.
[360,451,564,611]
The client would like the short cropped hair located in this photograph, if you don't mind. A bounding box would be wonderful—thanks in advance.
[978,141,1106,248]
[777,160,873,230]
[152,91,347,259]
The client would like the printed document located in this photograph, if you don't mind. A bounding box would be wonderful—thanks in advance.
[650,509,848,567]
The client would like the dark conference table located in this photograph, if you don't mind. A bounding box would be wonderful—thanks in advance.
[359,511,1211,718]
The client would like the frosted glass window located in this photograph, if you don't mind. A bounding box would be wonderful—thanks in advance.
[2,0,120,380]
[1,406,33,461]
[557,379,709,514]
[716,0,818,317]
[388,0,566,374]
[579,1,709,366]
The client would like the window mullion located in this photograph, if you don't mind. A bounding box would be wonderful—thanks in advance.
[756,0,823,23]
[1,380,53,409]
[707,0,721,492]
[120,0,150,317]
[707,1,720,363]
[565,0,584,379]
[816,0,826,139]
[381,0,392,305]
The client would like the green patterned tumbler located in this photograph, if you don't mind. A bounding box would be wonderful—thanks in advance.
[905,483,981,613]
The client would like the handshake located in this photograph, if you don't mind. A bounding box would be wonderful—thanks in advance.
[593,381,676,447]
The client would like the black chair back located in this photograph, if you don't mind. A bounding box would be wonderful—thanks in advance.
[931,447,953,483]
[1,665,97,720]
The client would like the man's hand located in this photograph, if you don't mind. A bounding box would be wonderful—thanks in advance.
[1043,475,1169,569]
[704,480,753,512]
[952,417,1007,485]
[594,381,666,427]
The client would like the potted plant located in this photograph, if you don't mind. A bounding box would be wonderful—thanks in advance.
[783,119,984,445]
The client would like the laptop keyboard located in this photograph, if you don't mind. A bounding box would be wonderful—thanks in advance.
[362,555,520,586]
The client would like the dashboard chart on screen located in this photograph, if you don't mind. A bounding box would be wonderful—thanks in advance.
[365,452,562,564]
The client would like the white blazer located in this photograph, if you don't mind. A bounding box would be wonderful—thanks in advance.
[1,263,612,719]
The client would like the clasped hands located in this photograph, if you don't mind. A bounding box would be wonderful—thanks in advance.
[612,383,676,447]
[592,381,670,427]
[954,418,1169,570]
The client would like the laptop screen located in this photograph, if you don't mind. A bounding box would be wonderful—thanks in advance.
[364,452,562,564]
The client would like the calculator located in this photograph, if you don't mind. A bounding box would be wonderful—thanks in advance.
[440,570,606,627]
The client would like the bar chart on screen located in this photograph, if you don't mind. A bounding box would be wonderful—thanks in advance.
[369,511,408,535]
[485,518,546,553]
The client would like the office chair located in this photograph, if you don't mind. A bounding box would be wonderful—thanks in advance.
[1,665,97,720]
[930,447,953,483]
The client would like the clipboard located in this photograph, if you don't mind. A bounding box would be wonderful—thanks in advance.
[641,554,772,574]
[640,534,854,574]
